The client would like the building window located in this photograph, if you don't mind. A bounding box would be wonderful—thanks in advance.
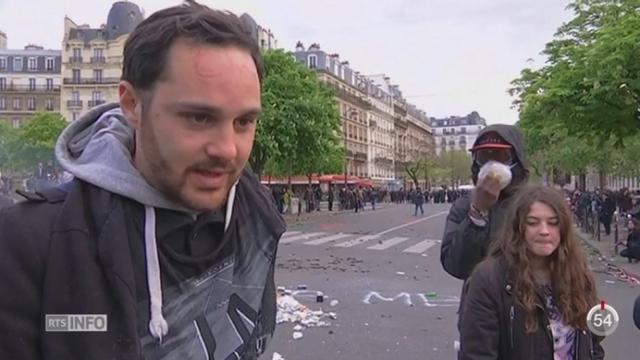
[72,112,79,121]
[46,57,55,71]
[13,57,23,71]
[29,78,36,91]
[92,48,105,63]
[460,127,466,134]
[0,57,6,69]
[72,69,81,83]
[71,91,80,101]
[0,97,5,110]
[46,78,54,90]
[28,57,37,71]
[72,48,82,62]
[93,69,103,83]
[90,91,103,107]
[13,98,21,110]
[45,98,53,111]
[0,78,5,90]
[308,54,317,69]
[12,118,21,129]
[27,97,36,110]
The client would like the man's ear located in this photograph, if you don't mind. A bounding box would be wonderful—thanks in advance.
[119,80,144,130]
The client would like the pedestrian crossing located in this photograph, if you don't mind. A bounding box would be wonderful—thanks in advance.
[279,231,442,255]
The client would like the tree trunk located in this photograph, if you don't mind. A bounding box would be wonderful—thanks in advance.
[599,171,607,189]
[578,173,586,191]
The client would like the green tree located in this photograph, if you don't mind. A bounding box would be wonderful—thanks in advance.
[511,0,640,145]
[251,49,344,183]
[0,113,67,174]
[0,121,22,173]
[20,112,68,148]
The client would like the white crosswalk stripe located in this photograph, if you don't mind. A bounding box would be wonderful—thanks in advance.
[280,232,326,244]
[367,237,410,250]
[402,239,441,254]
[304,233,352,245]
[281,231,302,238]
[278,231,443,255]
[334,235,379,248]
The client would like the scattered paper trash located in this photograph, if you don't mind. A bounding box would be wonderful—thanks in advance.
[396,272,406,276]
[454,341,461,351]
[272,352,285,360]
[330,300,339,307]
[605,280,615,284]
[276,286,337,340]
[426,292,438,298]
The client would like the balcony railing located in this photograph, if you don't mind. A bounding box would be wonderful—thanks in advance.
[88,100,106,107]
[63,77,119,85]
[69,56,83,63]
[355,152,367,161]
[67,100,83,108]
[90,56,106,64]
[0,85,61,92]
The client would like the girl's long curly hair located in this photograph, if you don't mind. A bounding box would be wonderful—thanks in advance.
[489,185,597,333]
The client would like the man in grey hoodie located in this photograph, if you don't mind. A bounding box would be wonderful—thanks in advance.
[0,2,285,359]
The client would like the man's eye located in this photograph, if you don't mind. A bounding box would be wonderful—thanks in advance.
[236,117,256,128]
[184,113,212,124]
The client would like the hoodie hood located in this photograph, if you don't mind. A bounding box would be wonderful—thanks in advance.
[55,102,201,214]
[55,102,237,342]
[470,124,529,186]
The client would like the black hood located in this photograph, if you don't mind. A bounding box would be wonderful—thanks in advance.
[470,124,529,186]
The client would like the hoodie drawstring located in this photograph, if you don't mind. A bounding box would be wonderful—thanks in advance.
[142,183,236,342]
[144,205,169,342]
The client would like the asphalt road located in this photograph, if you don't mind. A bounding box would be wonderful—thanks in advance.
[264,203,639,360]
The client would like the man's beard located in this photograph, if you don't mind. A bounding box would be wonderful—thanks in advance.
[138,114,237,210]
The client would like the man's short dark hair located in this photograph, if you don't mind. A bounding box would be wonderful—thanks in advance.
[122,0,264,92]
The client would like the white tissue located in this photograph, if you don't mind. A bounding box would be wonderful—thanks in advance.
[478,161,512,190]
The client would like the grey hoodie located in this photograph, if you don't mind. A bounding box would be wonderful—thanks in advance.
[55,102,237,341]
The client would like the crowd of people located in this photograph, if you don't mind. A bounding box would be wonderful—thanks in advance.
[566,187,640,262]
[268,184,471,216]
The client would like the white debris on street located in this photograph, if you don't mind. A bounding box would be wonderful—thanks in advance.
[272,352,285,360]
[276,289,338,328]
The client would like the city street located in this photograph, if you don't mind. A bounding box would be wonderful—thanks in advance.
[265,203,640,360]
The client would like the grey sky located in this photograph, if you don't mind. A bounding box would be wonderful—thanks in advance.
[0,0,573,124]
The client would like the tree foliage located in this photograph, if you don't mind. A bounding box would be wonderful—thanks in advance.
[250,49,344,180]
[511,0,640,183]
[0,112,67,174]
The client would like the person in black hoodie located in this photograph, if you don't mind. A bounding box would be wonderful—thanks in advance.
[441,124,530,280]
[620,217,640,263]
[0,2,285,359]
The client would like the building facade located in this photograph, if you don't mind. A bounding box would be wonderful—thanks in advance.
[430,112,487,155]
[60,1,143,121]
[293,42,433,185]
[0,44,62,128]
[0,31,7,50]
[239,13,279,51]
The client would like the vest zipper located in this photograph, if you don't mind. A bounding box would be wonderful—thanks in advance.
[509,305,515,349]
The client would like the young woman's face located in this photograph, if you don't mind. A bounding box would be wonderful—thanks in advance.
[525,201,561,258]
